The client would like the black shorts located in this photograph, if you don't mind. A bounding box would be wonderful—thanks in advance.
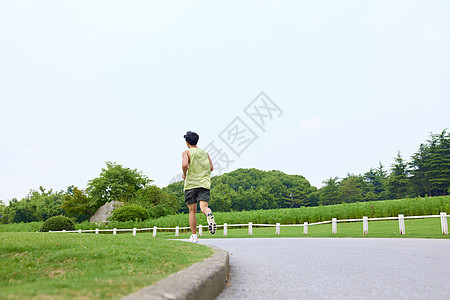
[185,187,210,204]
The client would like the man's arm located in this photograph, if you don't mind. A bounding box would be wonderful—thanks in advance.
[208,154,214,172]
[182,150,190,180]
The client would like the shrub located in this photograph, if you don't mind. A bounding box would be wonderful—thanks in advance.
[40,216,75,232]
[110,204,150,222]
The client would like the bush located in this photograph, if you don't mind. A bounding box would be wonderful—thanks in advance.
[40,216,75,232]
[110,204,150,222]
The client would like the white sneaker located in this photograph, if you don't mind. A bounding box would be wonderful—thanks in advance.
[207,213,216,234]
[190,234,198,243]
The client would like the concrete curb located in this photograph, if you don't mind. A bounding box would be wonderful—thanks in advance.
[122,245,229,300]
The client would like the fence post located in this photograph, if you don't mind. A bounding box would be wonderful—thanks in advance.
[398,214,405,235]
[276,223,280,235]
[133,228,136,236]
[332,218,337,234]
[153,226,157,237]
[441,212,448,235]
[363,216,368,235]
[95,228,99,235]
[303,222,308,235]
[78,229,82,234]
[175,226,179,237]
[113,228,117,235]
[249,222,253,236]
[199,224,202,237]
[224,223,228,236]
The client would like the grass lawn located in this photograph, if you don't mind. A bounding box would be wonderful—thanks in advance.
[159,217,450,240]
[0,232,212,300]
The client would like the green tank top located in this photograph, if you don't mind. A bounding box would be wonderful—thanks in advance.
[184,148,211,190]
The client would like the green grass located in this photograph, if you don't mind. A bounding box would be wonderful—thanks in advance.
[0,232,212,300]
[0,222,43,232]
[158,217,449,240]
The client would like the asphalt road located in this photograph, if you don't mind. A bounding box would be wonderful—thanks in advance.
[201,238,450,300]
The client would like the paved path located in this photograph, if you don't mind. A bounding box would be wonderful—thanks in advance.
[201,238,450,299]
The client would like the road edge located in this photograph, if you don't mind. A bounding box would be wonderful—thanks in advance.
[122,245,229,300]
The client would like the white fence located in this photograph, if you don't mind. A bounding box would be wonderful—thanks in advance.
[50,212,449,236]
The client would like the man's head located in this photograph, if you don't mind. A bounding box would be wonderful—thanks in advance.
[184,131,199,146]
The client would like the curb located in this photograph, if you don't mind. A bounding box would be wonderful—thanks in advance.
[122,245,229,300]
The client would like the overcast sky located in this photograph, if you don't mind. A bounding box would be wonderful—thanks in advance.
[1,0,449,202]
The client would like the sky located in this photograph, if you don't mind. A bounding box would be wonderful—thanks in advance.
[0,0,449,203]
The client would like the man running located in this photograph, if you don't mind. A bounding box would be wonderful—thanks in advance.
[182,131,217,243]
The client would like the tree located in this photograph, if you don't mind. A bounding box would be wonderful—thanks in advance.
[1,198,17,224]
[1,188,64,223]
[210,183,234,212]
[387,152,410,199]
[318,177,341,206]
[410,142,432,196]
[61,187,95,222]
[363,162,388,200]
[0,200,5,223]
[87,162,152,209]
[426,129,450,195]
[285,190,311,208]
[338,174,364,203]
[162,180,186,213]
[132,185,178,219]
[409,129,450,196]
[11,207,34,223]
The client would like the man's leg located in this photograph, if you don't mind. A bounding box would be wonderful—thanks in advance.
[187,203,197,234]
[200,201,216,234]
[199,200,212,216]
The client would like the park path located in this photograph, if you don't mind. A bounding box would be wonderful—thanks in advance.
[201,238,450,300]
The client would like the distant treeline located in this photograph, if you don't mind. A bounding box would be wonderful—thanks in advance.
[0,162,178,224]
[1,129,448,224]
[164,129,450,212]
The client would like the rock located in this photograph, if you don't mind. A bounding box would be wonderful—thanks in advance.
[89,201,124,223]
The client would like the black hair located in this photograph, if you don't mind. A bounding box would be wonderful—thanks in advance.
[184,131,199,145]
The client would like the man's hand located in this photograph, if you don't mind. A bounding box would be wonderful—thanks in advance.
[182,173,186,180]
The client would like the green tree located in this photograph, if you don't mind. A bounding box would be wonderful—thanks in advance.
[0,200,5,223]
[30,187,65,220]
[132,185,178,219]
[387,152,410,199]
[11,207,33,223]
[285,190,311,208]
[3,188,64,223]
[410,142,432,196]
[363,162,388,200]
[409,129,450,196]
[338,174,364,203]
[87,162,151,209]
[426,129,450,195]
[1,198,16,224]
[318,177,341,206]
[162,181,186,213]
[210,183,234,212]
[61,187,95,222]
